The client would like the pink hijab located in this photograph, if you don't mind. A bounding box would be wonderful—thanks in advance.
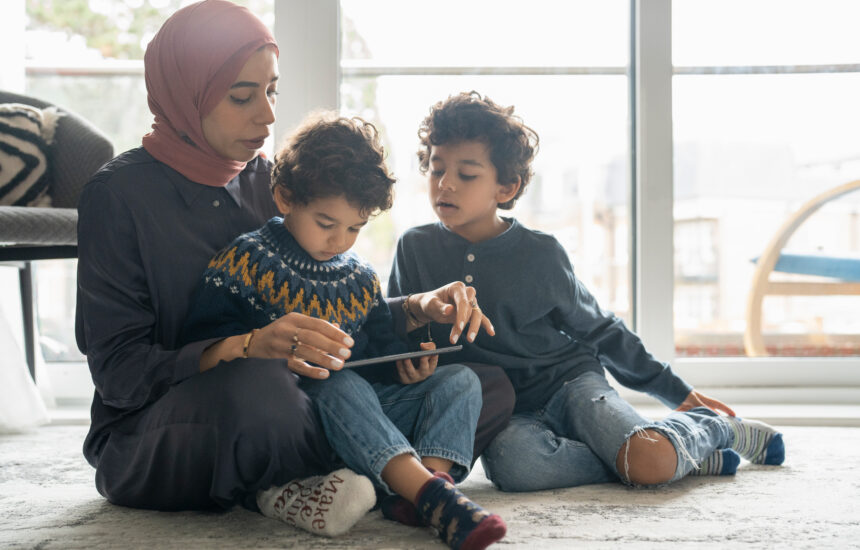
[142,0,278,187]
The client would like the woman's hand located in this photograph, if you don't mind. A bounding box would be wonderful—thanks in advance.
[395,341,439,384]
[407,281,495,344]
[676,389,736,417]
[248,312,354,379]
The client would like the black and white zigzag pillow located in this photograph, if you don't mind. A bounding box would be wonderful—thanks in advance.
[0,103,62,207]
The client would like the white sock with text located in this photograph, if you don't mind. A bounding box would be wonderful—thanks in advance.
[256,468,375,537]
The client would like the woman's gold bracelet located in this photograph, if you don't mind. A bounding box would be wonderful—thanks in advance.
[402,294,421,325]
[242,329,259,358]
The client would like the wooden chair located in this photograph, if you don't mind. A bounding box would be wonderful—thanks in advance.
[0,90,114,379]
[744,179,860,356]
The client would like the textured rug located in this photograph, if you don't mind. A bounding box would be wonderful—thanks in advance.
[1,425,858,549]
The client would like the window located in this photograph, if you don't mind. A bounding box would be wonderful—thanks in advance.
[25,0,275,153]
[339,0,632,318]
[672,0,860,357]
[6,1,856,406]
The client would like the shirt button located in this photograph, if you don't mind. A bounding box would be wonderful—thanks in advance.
[212,200,220,207]
[465,275,473,283]
[467,253,475,262]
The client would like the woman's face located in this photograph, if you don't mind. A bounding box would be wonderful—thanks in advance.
[202,46,279,162]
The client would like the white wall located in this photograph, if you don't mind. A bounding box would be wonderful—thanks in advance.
[273,0,339,140]
[0,0,26,92]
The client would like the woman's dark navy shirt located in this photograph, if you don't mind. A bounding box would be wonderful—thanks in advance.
[75,147,279,464]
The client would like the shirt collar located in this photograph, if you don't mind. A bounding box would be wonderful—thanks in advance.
[437,217,523,251]
[223,176,243,207]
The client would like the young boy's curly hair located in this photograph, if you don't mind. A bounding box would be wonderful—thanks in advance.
[272,112,395,218]
[417,91,539,209]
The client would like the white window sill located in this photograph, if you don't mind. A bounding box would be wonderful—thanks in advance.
[635,403,860,427]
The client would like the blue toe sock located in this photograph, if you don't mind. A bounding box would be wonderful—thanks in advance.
[719,449,741,474]
[763,433,785,465]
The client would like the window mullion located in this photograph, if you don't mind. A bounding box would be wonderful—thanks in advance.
[633,0,675,361]
[273,0,340,140]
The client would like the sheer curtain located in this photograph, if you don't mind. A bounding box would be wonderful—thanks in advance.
[0,291,49,433]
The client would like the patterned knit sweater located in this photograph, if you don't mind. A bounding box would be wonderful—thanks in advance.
[181,217,405,380]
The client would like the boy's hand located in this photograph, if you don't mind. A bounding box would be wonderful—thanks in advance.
[412,281,495,344]
[676,389,736,417]
[395,341,438,384]
[251,312,354,379]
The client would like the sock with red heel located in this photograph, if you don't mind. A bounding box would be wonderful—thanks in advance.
[415,473,506,550]
[380,471,455,527]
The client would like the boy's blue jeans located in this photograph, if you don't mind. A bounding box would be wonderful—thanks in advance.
[301,364,481,494]
[481,370,733,491]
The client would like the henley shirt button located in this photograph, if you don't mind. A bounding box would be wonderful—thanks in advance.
[467,253,475,262]
[212,200,221,207]
[465,275,474,283]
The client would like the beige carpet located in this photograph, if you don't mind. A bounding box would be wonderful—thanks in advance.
[1,425,858,549]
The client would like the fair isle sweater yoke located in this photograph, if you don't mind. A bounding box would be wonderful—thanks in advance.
[181,217,405,378]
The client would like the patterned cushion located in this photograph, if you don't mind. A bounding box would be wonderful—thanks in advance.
[0,103,62,207]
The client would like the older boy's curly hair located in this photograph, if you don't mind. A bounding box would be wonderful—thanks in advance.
[417,91,539,209]
[272,112,395,218]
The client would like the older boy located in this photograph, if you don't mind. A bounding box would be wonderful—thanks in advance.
[390,91,785,492]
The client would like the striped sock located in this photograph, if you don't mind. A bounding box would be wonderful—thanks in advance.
[416,474,506,550]
[689,448,741,476]
[725,416,785,465]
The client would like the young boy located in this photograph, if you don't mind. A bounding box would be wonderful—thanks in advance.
[389,91,786,492]
[181,113,506,549]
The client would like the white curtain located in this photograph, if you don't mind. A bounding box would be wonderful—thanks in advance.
[0,308,49,433]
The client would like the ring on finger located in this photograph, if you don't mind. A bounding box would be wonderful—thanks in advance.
[290,332,301,356]
[469,298,480,310]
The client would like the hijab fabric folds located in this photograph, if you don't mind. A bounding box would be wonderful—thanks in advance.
[142,0,278,187]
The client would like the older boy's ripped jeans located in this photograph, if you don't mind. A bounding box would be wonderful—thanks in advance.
[481,371,733,492]
[301,364,481,494]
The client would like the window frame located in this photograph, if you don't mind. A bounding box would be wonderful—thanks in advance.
[271,0,857,402]
[12,0,856,404]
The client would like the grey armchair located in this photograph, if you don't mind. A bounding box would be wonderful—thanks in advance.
[0,90,114,379]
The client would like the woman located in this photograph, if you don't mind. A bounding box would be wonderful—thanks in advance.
[75,0,513,537]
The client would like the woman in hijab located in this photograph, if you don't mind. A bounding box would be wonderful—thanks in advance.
[75,0,513,538]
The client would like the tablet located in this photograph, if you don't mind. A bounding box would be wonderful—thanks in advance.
[343,345,463,368]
